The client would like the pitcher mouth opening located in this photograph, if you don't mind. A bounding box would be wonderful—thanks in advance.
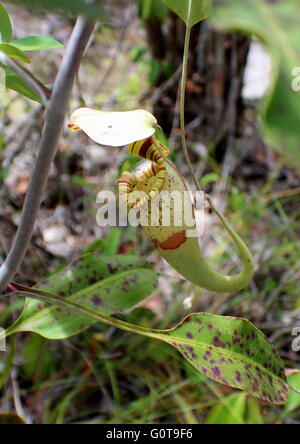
[117,137,169,209]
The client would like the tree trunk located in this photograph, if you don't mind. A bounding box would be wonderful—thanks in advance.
[144,14,250,163]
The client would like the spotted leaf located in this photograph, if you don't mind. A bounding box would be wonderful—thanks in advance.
[9,254,157,340]
[158,313,288,405]
[5,284,288,405]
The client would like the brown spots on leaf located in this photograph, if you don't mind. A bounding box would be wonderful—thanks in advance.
[121,280,130,292]
[252,379,259,393]
[203,350,212,361]
[186,332,194,339]
[232,329,242,345]
[255,367,263,379]
[262,390,268,400]
[158,230,187,250]
[235,371,242,383]
[213,335,227,349]
[183,345,197,360]
[129,274,139,284]
[107,263,118,274]
[121,274,139,292]
[212,367,221,378]
[68,282,74,291]
[92,295,102,306]
[220,377,229,385]
[278,394,287,404]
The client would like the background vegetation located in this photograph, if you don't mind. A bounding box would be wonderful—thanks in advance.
[0,0,299,424]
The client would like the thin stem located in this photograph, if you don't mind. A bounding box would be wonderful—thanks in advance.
[206,193,254,277]
[0,321,16,341]
[180,23,201,192]
[0,16,96,293]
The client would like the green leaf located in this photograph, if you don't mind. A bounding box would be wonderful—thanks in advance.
[5,0,106,21]
[9,254,157,340]
[283,372,300,414]
[11,36,63,51]
[0,4,13,43]
[158,313,288,405]
[246,396,264,425]
[5,287,288,405]
[0,43,30,63]
[210,0,300,166]
[205,393,247,424]
[205,393,264,424]
[2,68,42,102]
[199,172,219,187]
[137,0,169,22]
[21,335,55,380]
[162,0,210,27]
[102,228,123,255]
